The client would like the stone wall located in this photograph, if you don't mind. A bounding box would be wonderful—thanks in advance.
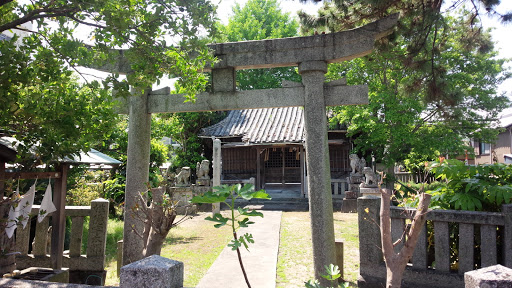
[15,198,109,285]
[358,196,512,288]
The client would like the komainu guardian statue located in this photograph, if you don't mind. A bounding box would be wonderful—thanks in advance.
[349,154,366,176]
[361,167,380,188]
[195,160,210,186]
[175,167,191,187]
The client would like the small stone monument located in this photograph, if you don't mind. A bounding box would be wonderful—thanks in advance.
[195,159,210,186]
[175,167,191,187]
[464,265,512,288]
[120,254,184,288]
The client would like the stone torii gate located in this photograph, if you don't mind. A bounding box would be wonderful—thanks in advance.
[108,14,397,282]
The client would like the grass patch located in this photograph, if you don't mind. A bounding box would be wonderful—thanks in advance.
[104,212,233,287]
[276,212,359,288]
[103,219,124,286]
[333,213,360,284]
[102,211,360,287]
[160,212,233,287]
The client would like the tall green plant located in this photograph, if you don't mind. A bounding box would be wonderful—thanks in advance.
[191,184,271,288]
[398,159,512,212]
[429,159,512,211]
[166,112,225,172]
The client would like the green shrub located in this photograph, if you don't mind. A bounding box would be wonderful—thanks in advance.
[398,159,512,212]
[431,160,512,211]
[67,171,105,206]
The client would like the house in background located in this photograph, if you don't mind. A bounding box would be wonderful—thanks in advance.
[199,107,352,197]
[472,108,512,164]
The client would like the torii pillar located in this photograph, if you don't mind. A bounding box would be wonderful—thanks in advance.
[123,87,152,264]
[89,14,398,284]
[299,60,337,276]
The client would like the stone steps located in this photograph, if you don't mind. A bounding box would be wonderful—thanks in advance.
[222,194,345,212]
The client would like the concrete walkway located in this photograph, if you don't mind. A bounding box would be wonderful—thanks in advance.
[196,210,282,288]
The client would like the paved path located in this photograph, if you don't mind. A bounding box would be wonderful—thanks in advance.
[196,210,282,288]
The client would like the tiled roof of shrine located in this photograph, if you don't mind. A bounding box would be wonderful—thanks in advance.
[200,107,305,144]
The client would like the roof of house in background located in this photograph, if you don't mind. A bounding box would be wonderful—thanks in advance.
[200,107,305,144]
[499,107,512,128]
[505,154,512,164]
[62,149,122,165]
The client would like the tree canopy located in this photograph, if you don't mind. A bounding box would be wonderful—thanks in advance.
[0,0,217,164]
[300,1,511,169]
[215,0,301,90]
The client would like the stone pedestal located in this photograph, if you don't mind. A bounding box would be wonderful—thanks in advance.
[341,199,357,213]
[196,178,210,186]
[170,186,210,214]
[346,175,364,198]
[345,191,357,199]
[360,187,381,197]
[120,255,184,288]
[342,175,364,213]
[464,265,512,288]
[348,175,364,184]
[171,187,194,205]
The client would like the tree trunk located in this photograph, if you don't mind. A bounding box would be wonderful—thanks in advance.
[140,187,178,257]
[143,230,166,257]
[380,188,431,288]
[385,258,407,288]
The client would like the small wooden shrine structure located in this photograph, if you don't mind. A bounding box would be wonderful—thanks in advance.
[200,107,352,195]
[0,136,121,273]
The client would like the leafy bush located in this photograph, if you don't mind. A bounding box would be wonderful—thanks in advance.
[430,160,512,211]
[398,159,512,212]
[66,171,104,206]
[395,181,449,210]
[102,176,126,219]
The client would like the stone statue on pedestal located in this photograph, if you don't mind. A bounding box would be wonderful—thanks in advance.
[175,167,191,187]
[359,166,381,197]
[349,154,366,176]
[360,167,380,188]
[195,160,210,186]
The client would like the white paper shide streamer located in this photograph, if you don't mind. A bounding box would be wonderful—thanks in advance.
[19,184,36,229]
[38,182,56,222]
[5,186,21,239]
